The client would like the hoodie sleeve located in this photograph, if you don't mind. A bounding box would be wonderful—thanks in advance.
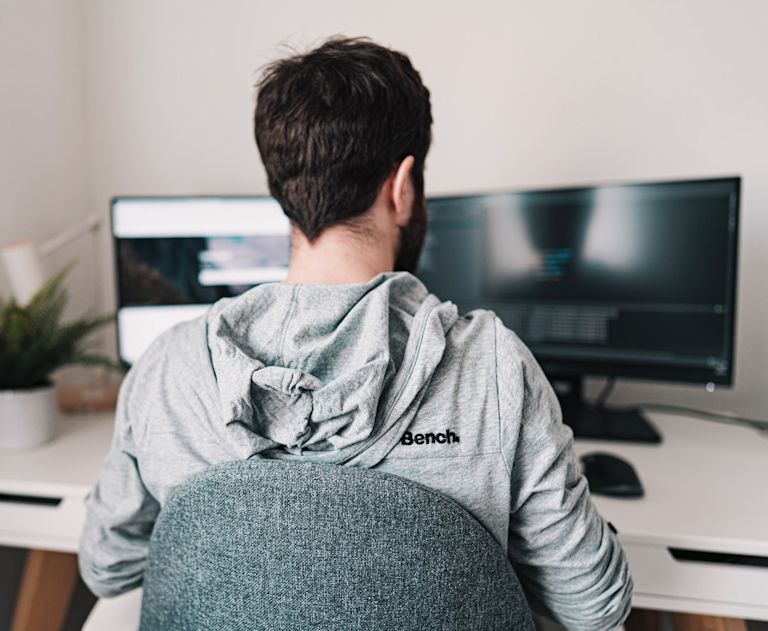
[495,319,632,631]
[78,360,160,598]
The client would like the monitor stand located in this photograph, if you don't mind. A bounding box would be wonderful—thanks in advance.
[551,376,662,444]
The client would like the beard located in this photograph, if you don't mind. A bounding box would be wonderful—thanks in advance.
[393,194,427,274]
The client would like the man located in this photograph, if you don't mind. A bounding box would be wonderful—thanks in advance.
[80,37,632,629]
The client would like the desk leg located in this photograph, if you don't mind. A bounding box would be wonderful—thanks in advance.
[10,549,78,631]
[669,613,747,631]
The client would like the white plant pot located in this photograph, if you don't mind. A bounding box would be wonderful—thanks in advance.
[0,385,58,449]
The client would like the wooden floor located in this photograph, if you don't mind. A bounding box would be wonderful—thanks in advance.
[626,608,748,631]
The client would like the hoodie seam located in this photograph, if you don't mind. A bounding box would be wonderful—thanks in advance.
[495,320,513,478]
[375,302,435,427]
[340,300,439,463]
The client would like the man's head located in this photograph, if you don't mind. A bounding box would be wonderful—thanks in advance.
[254,37,432,274]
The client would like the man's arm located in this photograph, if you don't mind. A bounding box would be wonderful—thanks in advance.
[496,319,632,630]
[78,365,160,598]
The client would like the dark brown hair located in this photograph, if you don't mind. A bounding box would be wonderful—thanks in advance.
[254,37,432,241]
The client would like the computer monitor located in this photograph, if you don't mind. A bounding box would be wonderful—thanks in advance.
[417,177,740,442]
[112,196,290,365]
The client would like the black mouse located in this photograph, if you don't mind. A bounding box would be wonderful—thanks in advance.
[580,452,644,498]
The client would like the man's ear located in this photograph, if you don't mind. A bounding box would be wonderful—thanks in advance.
[391,155,415,228]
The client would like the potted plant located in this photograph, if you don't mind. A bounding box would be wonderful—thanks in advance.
[0,266,117,449]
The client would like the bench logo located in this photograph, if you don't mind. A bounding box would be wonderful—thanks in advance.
[400,429,460,446]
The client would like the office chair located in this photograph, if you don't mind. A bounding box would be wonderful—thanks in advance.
[139,458,535,631]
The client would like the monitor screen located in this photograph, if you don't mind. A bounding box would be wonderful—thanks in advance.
[112,196,290,364]
[417,177,740,385]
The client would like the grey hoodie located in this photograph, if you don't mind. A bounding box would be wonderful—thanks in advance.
[80,272,632,630]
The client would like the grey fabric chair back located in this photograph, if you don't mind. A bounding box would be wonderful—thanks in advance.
[140,459,534,631]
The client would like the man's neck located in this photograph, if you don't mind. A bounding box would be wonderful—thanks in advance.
[283,226,395,285]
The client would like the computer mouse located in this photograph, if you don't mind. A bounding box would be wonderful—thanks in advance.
[580,452,644,498]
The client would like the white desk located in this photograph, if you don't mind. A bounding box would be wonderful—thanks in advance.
[0,413,112,552]
[2,411,767,627]
[574,413,768,621]
[0,413,112,631]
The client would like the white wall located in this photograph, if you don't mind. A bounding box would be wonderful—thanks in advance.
[4,0,768,417]
[0,0,98,319]
[0,0,90,624]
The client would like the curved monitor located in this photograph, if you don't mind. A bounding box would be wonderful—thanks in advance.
[418,177,740,386]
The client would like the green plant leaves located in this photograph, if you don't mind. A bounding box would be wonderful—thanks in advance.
[0,265,120,390]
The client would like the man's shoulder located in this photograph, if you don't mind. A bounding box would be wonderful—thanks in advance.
[123,311,215,411]
[119,310,220,437]
[133,312,209,370]
[444,307,495,338]
[439,306,553,442]
[446,308,529,367]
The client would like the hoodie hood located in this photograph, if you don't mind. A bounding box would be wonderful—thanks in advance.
[206,272,458,468]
